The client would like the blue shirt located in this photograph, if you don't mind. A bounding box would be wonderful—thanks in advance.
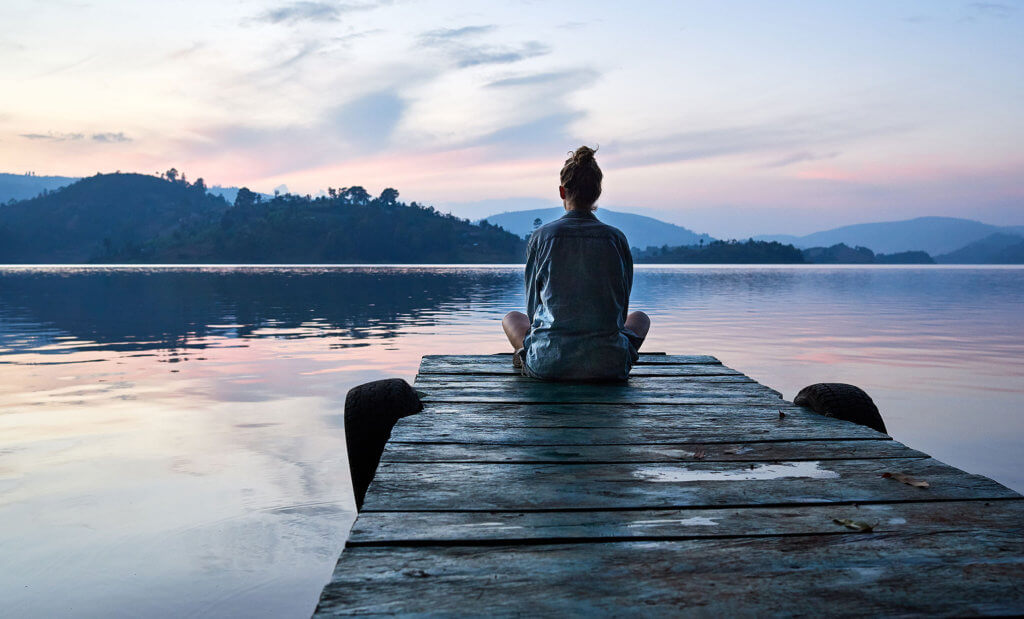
[522,209,638,381]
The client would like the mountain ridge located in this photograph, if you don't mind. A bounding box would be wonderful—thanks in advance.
[0,173,525,263]
[755,216,1023,255]
[482,207,714,249]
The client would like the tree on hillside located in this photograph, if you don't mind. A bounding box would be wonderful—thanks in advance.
[379,188,399,206]
[344,186,370,205]
[234,187,259,208]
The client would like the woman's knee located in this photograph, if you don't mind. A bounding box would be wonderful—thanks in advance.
[626,311,651,337]
[503,311,528,329]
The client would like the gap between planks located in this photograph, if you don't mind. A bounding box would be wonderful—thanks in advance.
[358,495,1024,514]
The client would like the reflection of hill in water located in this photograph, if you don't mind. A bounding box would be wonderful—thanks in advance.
[0,268,521,354]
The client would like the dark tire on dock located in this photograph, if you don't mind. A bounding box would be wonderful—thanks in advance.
[794,383,887,434]
[345,378,423,510]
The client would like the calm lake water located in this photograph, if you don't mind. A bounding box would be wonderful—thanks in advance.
[2,265,1023,617]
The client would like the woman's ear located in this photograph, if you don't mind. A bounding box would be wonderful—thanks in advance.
[558,186,566,200]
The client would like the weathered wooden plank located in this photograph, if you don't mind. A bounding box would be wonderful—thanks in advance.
[315,531,1024,616]
[387,402,887,444]
[415,378,785,404]
[415,375,775,390]
[348,499,1024,544]
[415,373,757,384]
[379,438,923,464]
[361,457,1019,511]
[418,360,742,377]
[421,353,720,366]
[407,400,810,420]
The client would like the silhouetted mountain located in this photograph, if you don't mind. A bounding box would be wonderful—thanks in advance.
[482,207,713,248]
[801,243,934,264]
[875,251,935,264]
[0,173,526,263]
[936,233,1024,264]
[802,244,875,264]
[0,173,229,262]
[634,240,804,263]
[756,216,1023,255]
[0,172,79,204]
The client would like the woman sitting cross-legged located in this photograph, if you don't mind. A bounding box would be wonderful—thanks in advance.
[502,145,650,381]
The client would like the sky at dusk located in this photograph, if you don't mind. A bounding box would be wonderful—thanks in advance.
[1,0,1021,236]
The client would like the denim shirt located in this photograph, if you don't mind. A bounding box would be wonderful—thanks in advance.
[522,209,638,381]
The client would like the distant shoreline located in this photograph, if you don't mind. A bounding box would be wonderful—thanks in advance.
[3,263,1024,269]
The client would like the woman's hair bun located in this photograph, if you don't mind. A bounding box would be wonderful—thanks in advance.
[560,145,603,208]
[570,145,598,163]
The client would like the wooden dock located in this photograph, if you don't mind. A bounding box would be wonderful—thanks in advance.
[315,354,1024,616]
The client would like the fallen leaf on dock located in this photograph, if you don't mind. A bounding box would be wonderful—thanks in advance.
[778,410,786,419]
[833,518,875,532]
[692,447,706,460]
[881,472,930,488]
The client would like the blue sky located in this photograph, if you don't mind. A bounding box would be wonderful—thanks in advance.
[0,1,1021,236]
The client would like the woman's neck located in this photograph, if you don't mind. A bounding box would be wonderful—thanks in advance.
[564,201,594,212]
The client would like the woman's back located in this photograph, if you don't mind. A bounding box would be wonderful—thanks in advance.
[501,145,649,381]
[522,210,637,381]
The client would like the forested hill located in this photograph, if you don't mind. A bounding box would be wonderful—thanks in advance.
[0,173,527,263]
[0,173,229,263]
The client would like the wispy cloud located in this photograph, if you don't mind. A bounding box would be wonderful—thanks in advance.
[968,2,1014,18]
[257,0,393,25]
[35,54,97,78]
[20,132,84,141]
[165,42,206,61]
[418,25,550,68]
[20,131,131,143]
[606,117,905,169]
[260,2,341,24]
[486,69,599,89]
[961,2,1015,21]
[276,40,322,70]
[763,151,840,168]
[471,112,583,149]
[419,25,496,44]
[332,28,383,47]
[453,42,549,68]
[92,132,131,143]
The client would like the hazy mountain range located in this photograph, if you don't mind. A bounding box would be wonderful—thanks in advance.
[0,172,270,207]
[755,217,1024,256]
[0,173,79,203]
[935,233,1024,264]
[482,207,714,248]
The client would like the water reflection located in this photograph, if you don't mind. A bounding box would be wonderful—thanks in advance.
[0,267,522,356]
[1,265,1023,618]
